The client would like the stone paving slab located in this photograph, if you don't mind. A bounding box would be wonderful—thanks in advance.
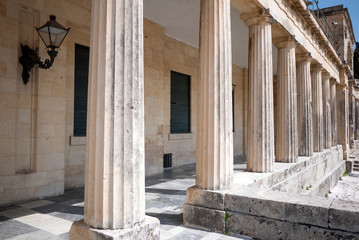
[328,171,359,201]
[0,163,250,240]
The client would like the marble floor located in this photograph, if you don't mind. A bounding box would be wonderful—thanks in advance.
[0,163,250,240]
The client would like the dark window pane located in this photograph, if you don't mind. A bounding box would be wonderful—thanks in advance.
[170,71,190,133]
[73,44,89,136]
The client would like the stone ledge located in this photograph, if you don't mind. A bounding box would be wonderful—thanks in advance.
[186,186,225,210]
[70,136,86,146]
[183,203,225,232]
[168,133,193,140]
[69,216,160,240]
[185,186,359,237]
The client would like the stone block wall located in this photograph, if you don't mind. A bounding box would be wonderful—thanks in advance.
[0,0,92,204]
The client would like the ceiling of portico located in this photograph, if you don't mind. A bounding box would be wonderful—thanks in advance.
[144,0,278,74]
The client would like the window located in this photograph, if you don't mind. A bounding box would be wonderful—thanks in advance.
[170,71,191,133]
[73,44,90,136]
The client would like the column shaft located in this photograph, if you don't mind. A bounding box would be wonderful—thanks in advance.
[196,0,233,190]
[337,84,350,159]
[244,15,274,172]
[349,90,355,147]
[322,74,331,149]
[356,99,359,140]
[275,40,298,162]
[84,0,144,229]
[296,57,313,156]
[330,80,337,146]
[311,66,324,152]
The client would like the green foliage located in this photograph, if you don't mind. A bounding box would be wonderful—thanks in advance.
[224,210,231,235]
[343,171,349,177]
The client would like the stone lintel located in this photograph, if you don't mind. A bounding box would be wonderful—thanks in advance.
[69,216,160,240]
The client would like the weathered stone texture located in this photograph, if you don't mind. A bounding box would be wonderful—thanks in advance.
[312,65,324,152]
[296,55,313,156]
[330,80,338,146]
[244,15,274,173]
[322,74,332,149]
[83,0,145,229]
[337,83,350,160]
[196,0,233,190]
[69,217,160,240]
[183,204,225,232]
[275,39,298,163]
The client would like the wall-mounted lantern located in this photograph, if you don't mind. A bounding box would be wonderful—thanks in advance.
[19,15,70,84]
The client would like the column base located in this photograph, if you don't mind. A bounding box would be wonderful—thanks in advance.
[69,216,160,240]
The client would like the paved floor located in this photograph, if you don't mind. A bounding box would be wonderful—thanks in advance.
[0,163,250,240]
[329,171,359,202]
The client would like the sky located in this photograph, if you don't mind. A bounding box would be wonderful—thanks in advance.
[317,0,359,43]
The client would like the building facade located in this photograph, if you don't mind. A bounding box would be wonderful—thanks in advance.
[0,0,357,239]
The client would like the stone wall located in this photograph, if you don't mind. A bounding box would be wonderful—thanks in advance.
[0,0,91,204]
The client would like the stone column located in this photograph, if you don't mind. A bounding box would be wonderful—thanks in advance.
[349,85,355,148]
[337,83,350,159]
[355,99,359,140]
[242,13,274,172]
[330,79,337,146]
[274,38,298,163]
[311,64,324,152]
[296,53,313,156]
[69,0,159,239]
[196,0,233,190]
[322,73,331,149]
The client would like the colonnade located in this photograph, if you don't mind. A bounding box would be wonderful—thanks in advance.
[70,0,350,238]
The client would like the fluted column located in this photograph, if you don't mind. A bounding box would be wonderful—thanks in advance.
[196,0,233,190]
[84,0,145,229]
[322,73,331,149]
[337,83,350,159]
[311,64,324,152]
[296,53,313,156]
[330,79,337,146]
[242,13,274,172]
[349,85,355,148]
[355,99,359,140]
[274,38,298,163]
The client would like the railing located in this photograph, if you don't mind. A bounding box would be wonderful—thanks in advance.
[306,0,336,47]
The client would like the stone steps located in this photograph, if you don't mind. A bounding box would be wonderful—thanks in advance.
[300,160,345,197]
[266,147,343,195]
